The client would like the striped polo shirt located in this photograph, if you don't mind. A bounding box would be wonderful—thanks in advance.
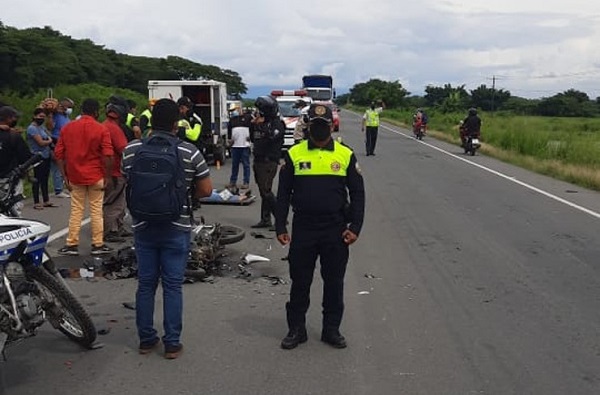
[122,130,210,231]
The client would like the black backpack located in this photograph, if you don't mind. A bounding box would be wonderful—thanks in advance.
[125,135,188,222]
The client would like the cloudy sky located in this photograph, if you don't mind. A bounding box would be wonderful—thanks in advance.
[3,0,600,99]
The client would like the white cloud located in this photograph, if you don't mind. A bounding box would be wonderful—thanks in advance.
[2,0,600,98]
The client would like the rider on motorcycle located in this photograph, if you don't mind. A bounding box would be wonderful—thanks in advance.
[412,108,428,136]
[460,107,481,147]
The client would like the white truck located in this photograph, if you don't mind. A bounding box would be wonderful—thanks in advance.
[147,79,229,164]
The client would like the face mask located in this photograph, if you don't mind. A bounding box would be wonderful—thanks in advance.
[9,120,17,128]
[34,118,45,126]
[65,108,73,116]
[310,125,331,142]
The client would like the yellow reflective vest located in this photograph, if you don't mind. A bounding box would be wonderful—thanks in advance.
[178,119,202,142]
[364,109,380,127]
[288,140,352,177]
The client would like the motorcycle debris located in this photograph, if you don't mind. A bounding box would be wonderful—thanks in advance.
[200,275,215,283]
[122,302,136,310]
[250,232,273,239]
[262,275,287,285]
[89,342,105,350]
[364,273,382,279]
[357,291,370,295]
[97,327,111,335]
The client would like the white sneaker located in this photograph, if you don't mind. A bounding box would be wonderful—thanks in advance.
[55,191,71,198]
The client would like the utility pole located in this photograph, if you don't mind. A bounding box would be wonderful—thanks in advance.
[491,75,496,113]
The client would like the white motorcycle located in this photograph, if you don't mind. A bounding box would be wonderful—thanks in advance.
[0,154,96,355]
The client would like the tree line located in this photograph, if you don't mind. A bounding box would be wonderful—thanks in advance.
[0,22,247,96]
[338,79,600,118]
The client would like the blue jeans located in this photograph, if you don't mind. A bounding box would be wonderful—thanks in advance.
[134,225,190,346]
[50,159,64,194]
[229,147,251,185]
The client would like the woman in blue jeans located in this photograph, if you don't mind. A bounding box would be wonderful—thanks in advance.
[228,111,252,188]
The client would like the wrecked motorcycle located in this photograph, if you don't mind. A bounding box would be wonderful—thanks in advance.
[185,219,246,279]
[0,154,97,355]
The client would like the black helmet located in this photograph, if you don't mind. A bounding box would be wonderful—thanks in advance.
[468,107,477,116]
[106,95,129,121]
[255,95,279,118]
[177,96,193,108]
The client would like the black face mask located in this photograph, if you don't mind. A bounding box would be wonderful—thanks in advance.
[310,125,331,142]
[34,118,45,126]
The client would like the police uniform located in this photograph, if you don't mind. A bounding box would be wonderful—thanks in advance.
[250,113,284,228]
[362,104,383,156]
[276,103,365,349]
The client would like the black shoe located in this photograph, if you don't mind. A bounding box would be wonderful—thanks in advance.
[118,228,133,238]
[57,245,79,256]
[251,220,272,229]
[281,327,308,350]
[104,232,125,243]
[321,329,347,349]
[91,244,114,255]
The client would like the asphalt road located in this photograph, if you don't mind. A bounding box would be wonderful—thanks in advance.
[2,111,600,395]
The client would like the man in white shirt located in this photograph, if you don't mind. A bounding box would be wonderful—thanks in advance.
[227,108,253,189]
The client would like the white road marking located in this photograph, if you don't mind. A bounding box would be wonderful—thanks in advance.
[48,218,90,244]
[379,123,600,220]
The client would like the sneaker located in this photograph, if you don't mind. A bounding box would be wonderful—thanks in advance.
[139,338,160,355]
[91,244,114,255]
[104,232,125,243]
[164,343,183,360]
[55,191,71,198]
[57,245,79,256]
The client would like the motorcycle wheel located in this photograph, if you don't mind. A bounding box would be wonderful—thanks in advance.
[219,224,245,245]
[30,267,97,348]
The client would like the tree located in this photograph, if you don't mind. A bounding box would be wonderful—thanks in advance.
[470,84,511,111]
[424,84,469,108]
[348,79,408,107]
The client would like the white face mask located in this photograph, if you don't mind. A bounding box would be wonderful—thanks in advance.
[65,108,73,116]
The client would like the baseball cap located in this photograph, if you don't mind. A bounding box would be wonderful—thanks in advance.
[307,103,333,124]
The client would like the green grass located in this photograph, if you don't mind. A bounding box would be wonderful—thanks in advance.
[347,106,600,190]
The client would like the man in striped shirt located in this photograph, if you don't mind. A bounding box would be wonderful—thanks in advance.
[122,98,212,359]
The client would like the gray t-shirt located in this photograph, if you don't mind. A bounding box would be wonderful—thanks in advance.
[122,131,210,231]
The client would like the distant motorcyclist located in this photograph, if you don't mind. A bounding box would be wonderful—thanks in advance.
[460,107,481,147]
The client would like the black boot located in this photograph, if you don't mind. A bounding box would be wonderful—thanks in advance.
[321,328,347,349]
[281,327,308,350]
[252,200,272,228]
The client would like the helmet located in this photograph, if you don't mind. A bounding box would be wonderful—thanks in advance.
[177,96,193,108]
[468,107,477,116]
[106,95,129,120]
[254,95,279,118]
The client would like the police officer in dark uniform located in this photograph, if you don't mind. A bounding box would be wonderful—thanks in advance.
[275,103,365,350]
[250,96,284,228]
[0,106,32,177]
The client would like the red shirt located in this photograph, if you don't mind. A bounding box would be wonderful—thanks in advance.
[54,115,113,185]
[103,118,128,177]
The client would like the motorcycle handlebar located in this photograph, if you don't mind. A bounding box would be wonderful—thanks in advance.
[8,153,43,180]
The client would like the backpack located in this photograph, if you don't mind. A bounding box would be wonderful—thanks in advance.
[125,135,188,222]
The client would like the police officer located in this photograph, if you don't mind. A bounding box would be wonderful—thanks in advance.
[139,99,156,137]
[361,100,385,156]
[250,95,284,229]
[177,96,202,148]
[275,103,365,350]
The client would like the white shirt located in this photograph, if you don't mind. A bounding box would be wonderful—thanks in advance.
[231,126,251,148]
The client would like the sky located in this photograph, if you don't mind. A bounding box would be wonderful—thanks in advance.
[2,0,600,99]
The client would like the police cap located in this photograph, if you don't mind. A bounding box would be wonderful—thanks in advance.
[307,103,333,124]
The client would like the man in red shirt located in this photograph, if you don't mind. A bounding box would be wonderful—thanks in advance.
[102,102,130,243]
[54,98,114,256]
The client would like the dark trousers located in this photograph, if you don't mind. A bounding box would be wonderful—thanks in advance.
[286,221,349,331]
[365,126,378,155]
[32,157,51,204]
[230,147,251,185]
[252,160,278,223]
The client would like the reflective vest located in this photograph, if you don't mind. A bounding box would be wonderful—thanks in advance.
[288,140,352,177]
[178,119,202,142]
[126,113,135,129]
[364,109,380,127]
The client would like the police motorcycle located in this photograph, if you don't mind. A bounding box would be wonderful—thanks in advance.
[0,154,97,355]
